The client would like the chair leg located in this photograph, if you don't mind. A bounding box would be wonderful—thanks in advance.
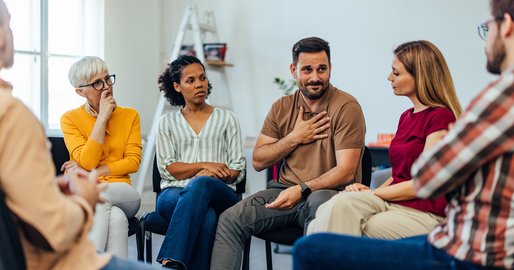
[145,231,153,263]
[242,237,251,270]
[265,240,273,270]
[136,224,144,261]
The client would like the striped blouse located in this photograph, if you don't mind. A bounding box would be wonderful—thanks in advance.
[156,107,246,190]
[411,66,514,269]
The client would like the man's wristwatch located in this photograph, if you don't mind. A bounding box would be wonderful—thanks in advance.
[299,182,312,198]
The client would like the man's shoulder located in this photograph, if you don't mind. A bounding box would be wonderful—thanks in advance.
[266,93,297,115]
[0,91,31,119]
[0,90,15,110]
[275,92,297,105]
[0,92,41,132]
[330,87,360,105]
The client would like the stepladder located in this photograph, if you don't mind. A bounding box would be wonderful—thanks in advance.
[136,5,233,194]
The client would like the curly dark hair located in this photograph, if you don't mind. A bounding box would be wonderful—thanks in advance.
[158,55,212,107]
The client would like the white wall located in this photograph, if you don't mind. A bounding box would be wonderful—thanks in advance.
[104,0,162,135]
[107,0,492,143]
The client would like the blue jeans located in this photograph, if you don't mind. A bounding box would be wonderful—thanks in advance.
[293,234,491,270]
[156,176,238,270]
[101,256,160,269]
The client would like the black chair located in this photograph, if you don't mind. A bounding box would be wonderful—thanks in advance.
[47,136,144,261]
[241,146,373,270]
[48,136,70,175]
[140,155,246,263]
[0,190,26,270]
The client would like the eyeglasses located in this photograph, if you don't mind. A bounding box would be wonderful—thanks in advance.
[478,16,504,41]
[79,74,116,91]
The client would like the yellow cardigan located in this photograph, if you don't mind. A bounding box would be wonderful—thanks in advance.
[61,104,142,184]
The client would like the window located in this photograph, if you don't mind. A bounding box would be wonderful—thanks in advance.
[3,0,104,135]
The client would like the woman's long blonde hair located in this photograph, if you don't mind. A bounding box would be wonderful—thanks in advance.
[394,40,462,117]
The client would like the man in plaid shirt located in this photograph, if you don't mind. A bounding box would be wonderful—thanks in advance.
[292,0,514,269]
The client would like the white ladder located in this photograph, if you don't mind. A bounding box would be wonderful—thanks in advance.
[136,5,232,194]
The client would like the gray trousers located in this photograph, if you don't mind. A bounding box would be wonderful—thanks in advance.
[210,181,337,270]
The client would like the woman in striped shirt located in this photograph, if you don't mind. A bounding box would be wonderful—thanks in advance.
[155,55,246,270]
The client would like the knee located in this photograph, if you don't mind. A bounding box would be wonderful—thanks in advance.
[326,195,355,212]
[361,214,397,239]
[293,236,312,257]
[156,189,180,220]
[304,190,339,222]
[183,176,218,196]
[293,234,325,262]
[307,190,338,211]
[110,207,128,228]
[188,176,216,189]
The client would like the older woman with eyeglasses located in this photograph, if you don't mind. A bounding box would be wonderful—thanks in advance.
[60,56,142,258]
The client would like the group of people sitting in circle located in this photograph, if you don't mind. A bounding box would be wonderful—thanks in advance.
[2,0,513,269]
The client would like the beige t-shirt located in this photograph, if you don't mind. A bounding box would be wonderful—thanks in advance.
[0,90,110,270]
[261,85,365,186]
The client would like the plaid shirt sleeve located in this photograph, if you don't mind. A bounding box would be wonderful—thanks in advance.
[411,73,514,199]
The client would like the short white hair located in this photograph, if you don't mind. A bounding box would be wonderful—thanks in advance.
[68,56,108,88]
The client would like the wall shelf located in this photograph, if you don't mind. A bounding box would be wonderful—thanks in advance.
[206,60,234,67]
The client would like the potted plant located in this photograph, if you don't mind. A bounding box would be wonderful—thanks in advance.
[273,77,296,95]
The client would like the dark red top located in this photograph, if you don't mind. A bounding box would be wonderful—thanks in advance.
[389,107,455,217]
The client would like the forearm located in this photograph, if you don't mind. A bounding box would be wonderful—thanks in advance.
[88,117,108,144]
[225,169,240,184]
[167,162,208,180]
[103,155,141,176]
[305,165,355,191]
[374,180,417,201]
[95,165,110,177]
[253,134,298,171]
[377,177,393,189]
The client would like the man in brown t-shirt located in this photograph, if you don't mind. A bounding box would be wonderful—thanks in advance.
[211,37,365,270]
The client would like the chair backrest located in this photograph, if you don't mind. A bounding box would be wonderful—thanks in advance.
[235,172,246,195]
[151,153,246,196]
[266,146,373,186]
[266,161,283,182]
[361,146,372,187]
[152,154,162,194]
[48,137,70,176]
[0,190,26,270]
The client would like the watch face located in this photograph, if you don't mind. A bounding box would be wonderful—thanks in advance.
[301,183,311,197]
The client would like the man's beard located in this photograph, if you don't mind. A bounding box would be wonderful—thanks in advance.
[299,81,329,100]
[487,35,506,75]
